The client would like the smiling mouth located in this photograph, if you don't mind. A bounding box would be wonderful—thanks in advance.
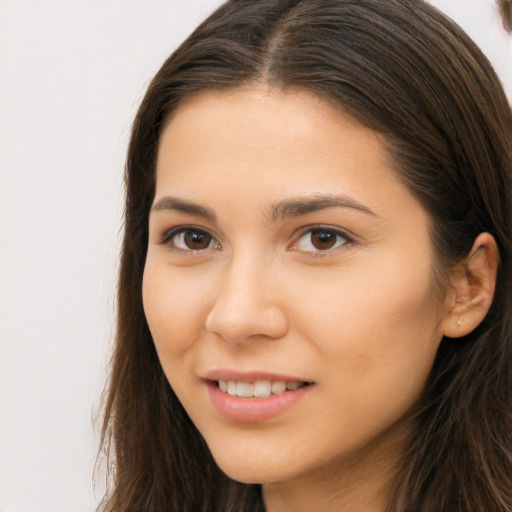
[215,379,310,398]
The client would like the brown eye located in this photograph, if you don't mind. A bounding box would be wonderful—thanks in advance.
[294,228,349,252]
[165,228,220,251]
[310,230,338,250]
[184,230,211,250]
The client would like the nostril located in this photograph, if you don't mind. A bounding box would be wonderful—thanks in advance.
[205,301,289,344]
[204,270,289,343]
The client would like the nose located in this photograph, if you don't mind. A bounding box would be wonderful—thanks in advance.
[205,256,289,345]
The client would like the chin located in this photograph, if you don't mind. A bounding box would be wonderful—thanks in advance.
[211,449,306,486]
[214,459,276,484]
[221,469,266,485]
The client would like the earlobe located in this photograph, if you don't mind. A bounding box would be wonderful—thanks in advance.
[442,232,498,338]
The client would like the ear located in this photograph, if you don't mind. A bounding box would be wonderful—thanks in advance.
[442,232,498,338]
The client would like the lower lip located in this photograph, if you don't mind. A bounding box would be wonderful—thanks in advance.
[206,380,313,423]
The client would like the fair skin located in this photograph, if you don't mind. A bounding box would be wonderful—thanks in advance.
[142,88,497,511]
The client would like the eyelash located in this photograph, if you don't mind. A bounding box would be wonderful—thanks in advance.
[160,225,353,255]
[161,227,221,252]
[291,226,352,255]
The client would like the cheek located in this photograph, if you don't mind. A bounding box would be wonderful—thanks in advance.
[295,249,441,335]
[291,252,444,397]
[142,263,210,357]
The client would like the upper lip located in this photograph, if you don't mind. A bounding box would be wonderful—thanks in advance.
[203,369,312,383]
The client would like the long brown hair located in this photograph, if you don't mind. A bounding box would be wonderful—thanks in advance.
[98,1,512,510]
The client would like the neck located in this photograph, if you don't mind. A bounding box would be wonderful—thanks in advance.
[262,419,411,512]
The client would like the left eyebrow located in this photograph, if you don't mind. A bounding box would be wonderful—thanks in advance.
[271,194,379,222]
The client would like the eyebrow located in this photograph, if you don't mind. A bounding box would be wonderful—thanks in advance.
[151,196,217,221]
[271,194,378,221]
[150,193,378,223]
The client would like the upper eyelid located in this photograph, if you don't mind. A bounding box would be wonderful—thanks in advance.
[157,223,355,251]
[160,226,221,252]
[289,226,356,257]
[293,224,355,242]
[160,225,217,242]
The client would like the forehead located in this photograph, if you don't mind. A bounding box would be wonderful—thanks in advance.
[155,87,419,223]
[160,87,374,151]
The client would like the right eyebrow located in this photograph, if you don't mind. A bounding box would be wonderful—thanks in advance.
[270,194,379,222]
[150,196,217,222]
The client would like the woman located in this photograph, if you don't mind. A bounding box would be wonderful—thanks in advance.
[99,0,512,510]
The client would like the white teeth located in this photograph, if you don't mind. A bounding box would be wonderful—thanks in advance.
[254,380,272,398]
[271,380,286,394]
[236,382,254,398]
[227,380,237,396]
[217,379,307,398]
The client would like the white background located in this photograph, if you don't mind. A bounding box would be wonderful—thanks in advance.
[0,1,510,511]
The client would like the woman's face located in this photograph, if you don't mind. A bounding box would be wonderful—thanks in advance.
[143,88,451,488]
